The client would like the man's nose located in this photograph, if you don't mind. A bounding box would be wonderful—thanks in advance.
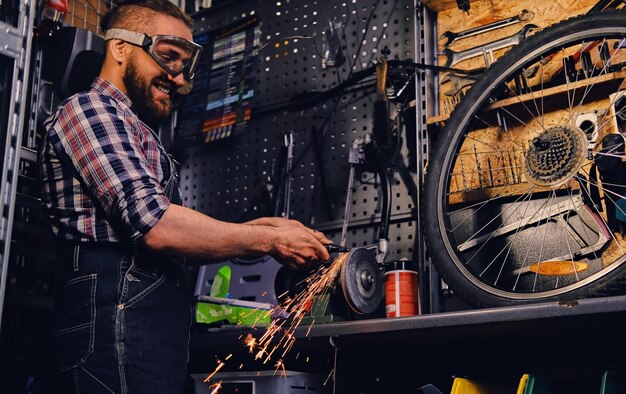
[167,72,185,86]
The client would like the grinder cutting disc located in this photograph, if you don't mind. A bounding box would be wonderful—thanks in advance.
[340,248,383,314]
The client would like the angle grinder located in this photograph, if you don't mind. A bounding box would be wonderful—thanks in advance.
[274,247,384,318]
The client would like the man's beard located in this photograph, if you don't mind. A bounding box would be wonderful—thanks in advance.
[123,55,179,126]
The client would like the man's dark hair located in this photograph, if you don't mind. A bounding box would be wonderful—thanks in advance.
[100,0,194,33]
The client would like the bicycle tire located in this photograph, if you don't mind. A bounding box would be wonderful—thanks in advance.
[424,10,626,307]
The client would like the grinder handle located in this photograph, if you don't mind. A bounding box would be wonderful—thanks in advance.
[325,243,351,253]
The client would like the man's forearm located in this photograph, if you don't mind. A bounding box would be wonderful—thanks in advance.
[140,204,277,262]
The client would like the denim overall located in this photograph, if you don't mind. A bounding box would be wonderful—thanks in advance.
[49,156,191,394]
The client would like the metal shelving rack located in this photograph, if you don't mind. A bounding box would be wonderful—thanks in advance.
[0,0,37,329]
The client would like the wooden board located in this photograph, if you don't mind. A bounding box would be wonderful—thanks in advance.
[435,0,601,118]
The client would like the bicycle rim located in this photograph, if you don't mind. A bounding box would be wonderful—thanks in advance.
[425,11,626,306]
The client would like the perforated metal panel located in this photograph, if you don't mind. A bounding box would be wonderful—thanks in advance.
[179,0,418,261]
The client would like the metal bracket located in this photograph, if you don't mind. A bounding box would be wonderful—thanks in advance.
[0,21,24,59]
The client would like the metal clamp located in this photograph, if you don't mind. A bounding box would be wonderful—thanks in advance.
[0,22,24,59]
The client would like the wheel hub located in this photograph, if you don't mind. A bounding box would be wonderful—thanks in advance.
[524,124,587,187]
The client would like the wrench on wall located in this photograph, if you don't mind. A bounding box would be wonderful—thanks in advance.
[439,24,540,68]
[440,9,535,47]
[440,73,480,96]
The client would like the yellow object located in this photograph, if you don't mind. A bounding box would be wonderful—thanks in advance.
[451,377,519,394]
[528,261,588,276]
[518,374,557,394]
[513,261,589,276]
[517,374,529,394]
[451,378,491,394]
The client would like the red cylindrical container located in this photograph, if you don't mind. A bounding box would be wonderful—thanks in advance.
[385,261,420,318]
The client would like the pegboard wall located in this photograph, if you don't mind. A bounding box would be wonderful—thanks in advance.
[178,0,419,261]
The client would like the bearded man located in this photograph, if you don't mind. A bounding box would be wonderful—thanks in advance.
[38,1,330,392]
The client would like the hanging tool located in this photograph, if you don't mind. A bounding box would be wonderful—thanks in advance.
[456,0,471,14]
[320,20,345,69]
[440,9,534,47]
[338,56,400,262]
[439,24,539,67]
[340,138,363,248]
[599,41,612,69]
[581,51,595,78]
[533,0,624,76]
[281,132,294,218]
[271,131,295,219]
[562,55,579,83]
[373,56,392,151]
[440,72,480,97]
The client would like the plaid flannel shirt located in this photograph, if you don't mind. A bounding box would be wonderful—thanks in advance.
[39,78,172,242]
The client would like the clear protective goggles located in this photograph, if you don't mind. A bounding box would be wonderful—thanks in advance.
[104,28,202,82]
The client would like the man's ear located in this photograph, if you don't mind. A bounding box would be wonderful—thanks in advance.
[108,39,128,65]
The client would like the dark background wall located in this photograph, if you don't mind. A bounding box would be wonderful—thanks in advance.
[178,0,419,261]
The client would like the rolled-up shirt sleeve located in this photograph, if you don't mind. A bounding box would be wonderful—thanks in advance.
[49,93,170,240]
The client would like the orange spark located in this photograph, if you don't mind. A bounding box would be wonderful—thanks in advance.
[305,319,315,336]
[204,360,225,382]
[208,381,222,394]
[244,333,257,353]
[274,359,287,377]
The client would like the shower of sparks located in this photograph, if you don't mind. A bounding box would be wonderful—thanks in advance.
[250,253,347,365]
[203,253,348,389]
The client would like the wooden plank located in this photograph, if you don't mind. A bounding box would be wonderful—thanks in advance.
[427,113,450,124]
[429,71,626,125]
[446,182,583,206]
[488,71,626,110]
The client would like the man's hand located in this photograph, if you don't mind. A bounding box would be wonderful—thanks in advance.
[246,217,332,250]
[250,217,331,269]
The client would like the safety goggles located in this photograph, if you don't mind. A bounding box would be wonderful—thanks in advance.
[104,28,202,82]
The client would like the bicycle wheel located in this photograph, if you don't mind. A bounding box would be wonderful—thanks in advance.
[424,10,626,307]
